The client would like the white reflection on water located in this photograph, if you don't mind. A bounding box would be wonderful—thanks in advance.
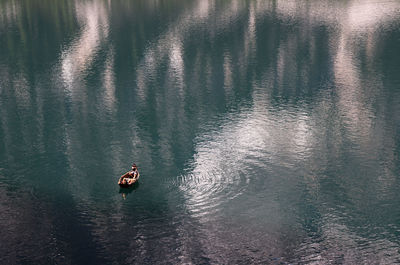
[135,0,213,101]
[177,92,316,262]
[56,0,124,234]
[244,2,256,62]
[332,0,400,151]
[168,37,185,96]
[223,52,233,99]
[102,47,116,111]
[334,34,375,142]
[135,0,246,101]
[345,1,400,31]
[0,1,19,31]
[180,95,314,219]
[133,0,254,173]
[61,0,109,94]
[174,0,400,262]
[13,73,30,109]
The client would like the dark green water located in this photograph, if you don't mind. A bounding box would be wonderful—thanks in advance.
[1,0,400,264]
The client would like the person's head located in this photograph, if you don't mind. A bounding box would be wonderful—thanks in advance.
[132,164,137,170]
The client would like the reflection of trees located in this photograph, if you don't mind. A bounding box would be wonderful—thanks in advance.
[141,0,400,263]
[1,0,400,263]
[0,0,77,73]
[251,1,400,263]
[0,0,78,179]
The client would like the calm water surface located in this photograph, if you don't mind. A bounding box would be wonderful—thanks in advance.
[1,0,400,264]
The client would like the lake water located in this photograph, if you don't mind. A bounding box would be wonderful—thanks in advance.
[1,0,400,264]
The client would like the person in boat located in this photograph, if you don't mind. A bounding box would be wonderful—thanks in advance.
[118,164,139,185]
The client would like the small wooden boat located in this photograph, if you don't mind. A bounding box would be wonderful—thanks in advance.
[118,170,140,187]
[118,177,139,187]
[118,180,139,187]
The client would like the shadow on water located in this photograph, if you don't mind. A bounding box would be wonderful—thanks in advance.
[118,182,140,199]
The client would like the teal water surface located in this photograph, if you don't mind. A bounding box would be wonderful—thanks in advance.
[1,0,400,264]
